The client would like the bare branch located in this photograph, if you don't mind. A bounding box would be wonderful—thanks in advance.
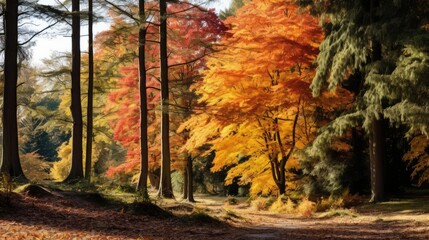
[19,21,60,46]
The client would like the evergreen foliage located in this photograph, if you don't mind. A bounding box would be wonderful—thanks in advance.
[300,0,429,193]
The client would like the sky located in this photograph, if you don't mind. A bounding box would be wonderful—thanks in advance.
[30,0,232,66]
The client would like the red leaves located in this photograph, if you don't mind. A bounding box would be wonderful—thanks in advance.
[102,3,225,177]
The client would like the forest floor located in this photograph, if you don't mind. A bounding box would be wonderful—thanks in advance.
[0,185,428,240]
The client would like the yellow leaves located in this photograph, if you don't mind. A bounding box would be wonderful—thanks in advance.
[178,113,220,155]
[250,172,278,196]
[58,142,72,161]
[220,123,239,138]
[182,0,352,197]
[20,152,53,181]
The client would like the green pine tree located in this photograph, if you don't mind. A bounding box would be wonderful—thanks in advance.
[301,0,429,202]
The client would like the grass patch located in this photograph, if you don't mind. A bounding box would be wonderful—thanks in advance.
[221,208,244,222]
[358,197,429,214]
[181,209,223,226]
[318,209,358,219]
[251,196,277,211]
[225,197,239,205]
[126,201,173,218]
[15,184,54,198]
[269,197,295,214]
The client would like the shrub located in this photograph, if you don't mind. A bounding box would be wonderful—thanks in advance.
[315,191,365,212]
[225,197,239,205]
[21,152,52,181]
[269,196,295,214]
[251,197,268,211]
[0,173,13,206]
[296,198,316,217]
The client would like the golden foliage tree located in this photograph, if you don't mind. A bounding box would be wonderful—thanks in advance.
[180,0,352,196]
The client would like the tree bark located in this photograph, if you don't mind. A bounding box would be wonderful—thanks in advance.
[158,0,174,198]
[136,0,149,195]
[183,168,188,199]
[186,155,195,202]
[369,118,386,202]
[368,0,386,202]
[278,161,286,195]
[66,0,84,181]
[85,0,94,182]
[1,0,24,178]
[278,181,286,195]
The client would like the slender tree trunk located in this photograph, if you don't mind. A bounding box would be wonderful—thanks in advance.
[278,168,286,195]
[1,0,24,178]
[186,155,195,202]
[137,0,149,196]
[369,118,386,202]
[66,0,84,181]
[368,0,386,202]
[272,108,299,196]
[183,168,188,199]
[85,0,94,182]
[278,184,286,195]
[158,0,174,198]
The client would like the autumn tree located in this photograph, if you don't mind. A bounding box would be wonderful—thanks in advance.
[302,0,429,202]
[102,2,226,197]
[180,0,351,196]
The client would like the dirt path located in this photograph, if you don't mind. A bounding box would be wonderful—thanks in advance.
[187,195,429,240]
[1,190,428,240]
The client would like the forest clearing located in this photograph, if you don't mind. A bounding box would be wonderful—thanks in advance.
[1,0,429,239]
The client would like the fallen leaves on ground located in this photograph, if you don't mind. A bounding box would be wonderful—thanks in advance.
[0,191,428,240]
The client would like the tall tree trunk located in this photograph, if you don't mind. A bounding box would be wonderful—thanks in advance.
[137,0,149,196]
[368,0,386,202]
[278,168,286,195]
[85,0,94,182]
[183,168,188,199]
[158,0,174,198]
[66,0,84,181]
[186,155,195,202]
[1,0,24,178]
[369,118,386,202]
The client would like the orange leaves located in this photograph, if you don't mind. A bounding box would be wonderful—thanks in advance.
[180,0,331,196]
[403,135,429,186]
[224,0,323,69]
[101,3,226,177]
